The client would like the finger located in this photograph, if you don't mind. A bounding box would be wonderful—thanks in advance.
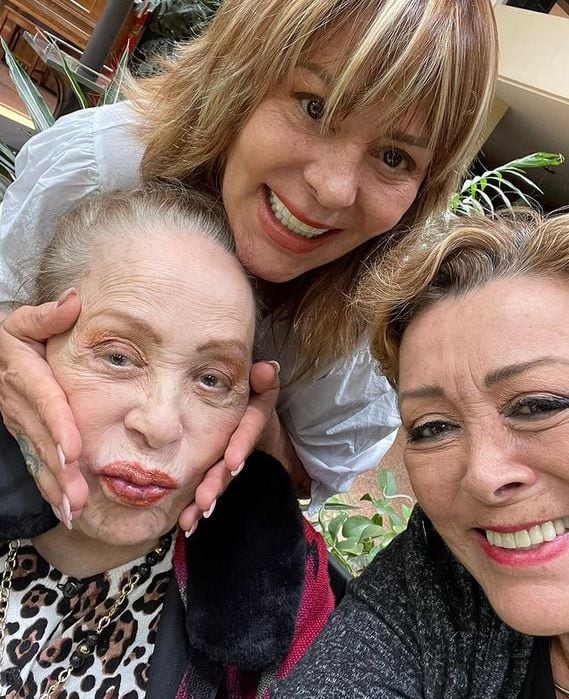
[193,459,232,512]
[223,361,280,470]
[2,290,80,347]
[177,502,202,534]
[11,429,63,505]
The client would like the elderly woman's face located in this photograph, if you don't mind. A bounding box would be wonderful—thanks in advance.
[398,276,569,636]
[46,229,255,547]
[222,41,432,282]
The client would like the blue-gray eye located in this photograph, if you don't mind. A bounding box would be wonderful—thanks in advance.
[200,374,218,388]
[108,353,129,367]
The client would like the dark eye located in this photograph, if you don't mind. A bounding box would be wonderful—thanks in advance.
[407,420,455,444]
[507,396,569,419]
[107,353,130,367]
[383,148,405,169]
[300,96,325,120]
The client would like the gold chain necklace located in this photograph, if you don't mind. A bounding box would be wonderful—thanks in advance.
[555,682,569,697]
[0,532,173,698]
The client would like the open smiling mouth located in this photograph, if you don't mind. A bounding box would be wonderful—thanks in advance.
[482,517,569,550]
[268,189,331,239]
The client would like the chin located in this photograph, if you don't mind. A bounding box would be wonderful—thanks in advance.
[78,505,176,548]
[484,585,569,636]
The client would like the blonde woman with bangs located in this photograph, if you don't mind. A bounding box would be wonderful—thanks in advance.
[0,0,497,535]
[274,209,569,698]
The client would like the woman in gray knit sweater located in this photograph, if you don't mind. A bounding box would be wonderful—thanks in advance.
[274,209,569,698]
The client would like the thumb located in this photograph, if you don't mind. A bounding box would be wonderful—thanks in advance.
[3,289,81,344]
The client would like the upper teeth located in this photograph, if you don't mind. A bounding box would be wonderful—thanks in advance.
[485,517,569,549]
[268,191,329,238]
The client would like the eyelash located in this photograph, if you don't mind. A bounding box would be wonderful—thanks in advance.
[407,420,458,444]
[407,395,569,444]
[505,395,569,419]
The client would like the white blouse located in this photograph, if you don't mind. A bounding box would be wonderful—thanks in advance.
[0,102,400,509]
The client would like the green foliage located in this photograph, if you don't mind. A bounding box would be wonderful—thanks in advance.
[450,152,564,215]
[0,39,130,193]
[310,469,414,577]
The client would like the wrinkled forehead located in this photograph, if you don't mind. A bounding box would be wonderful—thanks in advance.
[80,229,256,350]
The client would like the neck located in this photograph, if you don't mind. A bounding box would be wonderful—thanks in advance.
[32,524,158,578]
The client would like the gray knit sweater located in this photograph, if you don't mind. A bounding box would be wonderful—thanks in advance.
[273,507,535,698]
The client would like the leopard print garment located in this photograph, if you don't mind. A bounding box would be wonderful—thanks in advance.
[0,537,174,698]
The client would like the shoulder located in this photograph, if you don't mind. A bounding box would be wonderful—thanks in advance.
[14,101,143,189]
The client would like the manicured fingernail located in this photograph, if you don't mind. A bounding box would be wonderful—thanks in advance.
[268,360,280,374]
[55,287,77,308]
[230,461,245,477]
[61,494,73,530]
[185,522,198,538]
[56,443,66,470]
[203,500,216,519]
[51,504,62,522]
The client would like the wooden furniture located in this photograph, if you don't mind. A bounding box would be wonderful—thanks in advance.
[0,0,133,80]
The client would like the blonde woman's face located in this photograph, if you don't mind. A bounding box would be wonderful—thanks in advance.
[46,229,255,547]
[221,43,433,282]
[398,276,569,637]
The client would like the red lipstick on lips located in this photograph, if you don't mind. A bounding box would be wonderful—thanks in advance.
[99,461,177,508]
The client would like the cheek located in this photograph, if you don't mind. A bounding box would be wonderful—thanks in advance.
[405,448,464,527]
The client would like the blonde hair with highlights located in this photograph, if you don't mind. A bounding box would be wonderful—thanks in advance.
[131,0,498,374]
[358,210,569,387]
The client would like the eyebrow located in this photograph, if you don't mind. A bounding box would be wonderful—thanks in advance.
[399,385,445,403]
[91,310,163,345]
[196,338,251,360]
[484,357,569,388]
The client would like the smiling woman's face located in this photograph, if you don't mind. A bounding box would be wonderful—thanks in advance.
[398,276,569,636]
[46,228,255,547]
[222,41,432,282]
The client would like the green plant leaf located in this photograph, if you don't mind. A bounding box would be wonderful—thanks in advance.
[1,39,54,131]
[501,152,564,170]
[336,538,364,556]
[342,515,373,539]
[101,47,130,105]
[45,38,89,109]
[328,513,348,540]
[379,470,397,497]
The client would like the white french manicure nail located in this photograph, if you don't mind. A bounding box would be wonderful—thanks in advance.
[230,462,245,477]
[268,360,281,374]
[56,444,66,470]
[61,494,73,530]
[51,504,62,522]
[185,522,198,538]
[203,500,216,519]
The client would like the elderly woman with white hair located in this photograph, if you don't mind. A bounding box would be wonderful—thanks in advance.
[0,187,332,698]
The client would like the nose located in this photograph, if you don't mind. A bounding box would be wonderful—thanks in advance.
[124,385,183,450]
[303,141,361,210]
[462,427,538,505]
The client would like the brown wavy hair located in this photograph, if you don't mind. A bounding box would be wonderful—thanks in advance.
[130,0,498,374]
[358,209,569,387]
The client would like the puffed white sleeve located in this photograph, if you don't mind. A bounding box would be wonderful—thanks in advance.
[0,102,142,303]
[276,339,400,511]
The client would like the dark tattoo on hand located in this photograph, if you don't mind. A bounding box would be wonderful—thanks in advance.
[14,431,44,476]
